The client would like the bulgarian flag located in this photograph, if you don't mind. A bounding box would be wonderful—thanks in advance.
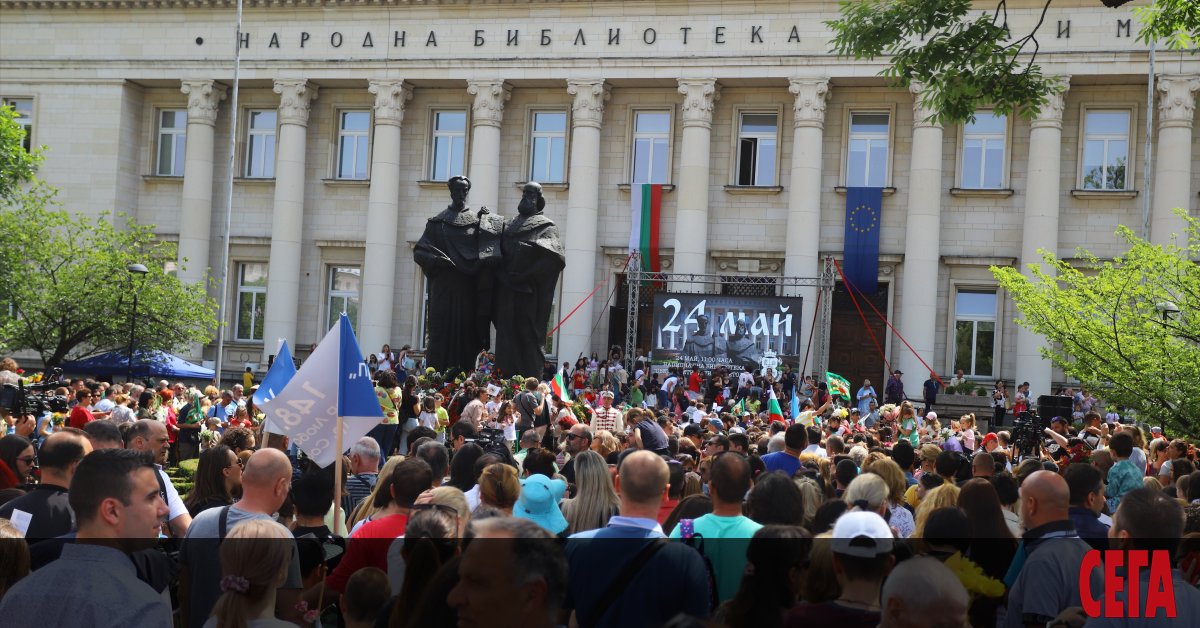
[549,372,571,402]
[826,371,852,401]
[629,184,663,271]
[767,388,785,424]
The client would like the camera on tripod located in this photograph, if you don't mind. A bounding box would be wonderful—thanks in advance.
[0,367,70,417]
[1011,410,1046,462]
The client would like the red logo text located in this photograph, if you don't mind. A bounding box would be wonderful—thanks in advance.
[1079,550,1176,618]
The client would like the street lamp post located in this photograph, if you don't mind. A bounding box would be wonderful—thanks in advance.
[126,263,149,382]
[1154,301,1181,415]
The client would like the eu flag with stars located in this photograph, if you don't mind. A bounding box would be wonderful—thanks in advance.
[843,187,882,295]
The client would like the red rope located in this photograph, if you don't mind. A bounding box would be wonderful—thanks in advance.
[799,289,822,378]
[832,260,892,374]
[835,260,946,388]
[547,253,634,338]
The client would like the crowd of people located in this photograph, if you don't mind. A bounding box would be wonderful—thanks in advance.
[0,351,1198,627]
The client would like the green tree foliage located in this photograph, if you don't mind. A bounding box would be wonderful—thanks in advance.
[829,0,1199,125]
[0,104,42,200]
[0,185,219,366]
[992,213,1200,436]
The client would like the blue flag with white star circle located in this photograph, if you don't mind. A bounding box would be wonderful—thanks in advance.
[843,187,883,294]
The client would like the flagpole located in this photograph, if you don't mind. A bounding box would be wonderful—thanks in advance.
[333,416,345,536]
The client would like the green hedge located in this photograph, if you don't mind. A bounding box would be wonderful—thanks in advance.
[174,458,200,480]
[172,481,194,496]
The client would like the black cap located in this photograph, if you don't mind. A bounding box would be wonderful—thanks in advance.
[683,423,702,437]
[893,370,904,375]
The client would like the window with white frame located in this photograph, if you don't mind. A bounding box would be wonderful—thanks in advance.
[156,109,187,176]
[430,110,467,181]
[631,110,671,184]
[736,112,778,186]
[529,111,567,183]
[235,263,268,341]
[1081,110,1131,190]
[244,109,277,178]
[960,111,1007,189]
[846,112,890,187]
[3,98,34,152]
[336,110,371,180]
[953,290,997,378]
[327,266,361,332]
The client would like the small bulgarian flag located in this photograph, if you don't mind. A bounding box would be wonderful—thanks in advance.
[826,371,852,401]
[629,184,663,271]
[767,388,785,424]
[549,371,571,402]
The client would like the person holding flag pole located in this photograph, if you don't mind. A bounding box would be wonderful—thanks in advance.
[259,314,383,536]
[252,339,297,451]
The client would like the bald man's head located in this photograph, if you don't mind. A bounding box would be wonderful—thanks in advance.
[242,448,291,487]
[1019,469,1071,530]
[618,451,669,506]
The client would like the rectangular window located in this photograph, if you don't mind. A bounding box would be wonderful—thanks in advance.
[631,110,671,184]
[961,111,1007,189]
[846,112,890,187]
[235,263,268,341]
[3,98,33,152]
[327,266,361,332]
[430,110,467,181]
[156,109,187,176]
[529,111,567,183]
[953,290,997,378]
[336,110,370,180]
[736,112,778,186]
[244,110,277,178]
[1081,110,1130,190]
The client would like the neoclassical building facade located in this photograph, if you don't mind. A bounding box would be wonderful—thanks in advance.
[1,0,1197,395]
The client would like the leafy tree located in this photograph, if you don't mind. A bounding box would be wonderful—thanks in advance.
[0,184,219,367]
[991,211,1200,436]
[0,104,42,200]
[829,0,1200,125]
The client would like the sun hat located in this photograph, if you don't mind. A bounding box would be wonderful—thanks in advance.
[513,475,568,535]
[830,511,894,558]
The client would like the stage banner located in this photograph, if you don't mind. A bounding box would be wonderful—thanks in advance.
[650,292,803,373]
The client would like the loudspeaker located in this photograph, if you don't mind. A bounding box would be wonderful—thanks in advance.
[1037,395,1074,420]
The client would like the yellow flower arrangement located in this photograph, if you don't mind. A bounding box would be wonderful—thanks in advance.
[945,552,1005,598]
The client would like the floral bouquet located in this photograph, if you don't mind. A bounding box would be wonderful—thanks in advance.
[571,397,593,424]
[878,403,899,423]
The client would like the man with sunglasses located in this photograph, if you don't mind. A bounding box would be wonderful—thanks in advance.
[560,424,593,489]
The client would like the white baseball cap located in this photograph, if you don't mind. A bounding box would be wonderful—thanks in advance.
[831,511,894,558]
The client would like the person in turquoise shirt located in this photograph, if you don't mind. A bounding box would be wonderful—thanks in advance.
[1105,432,1143,512]
[669,452,762,602]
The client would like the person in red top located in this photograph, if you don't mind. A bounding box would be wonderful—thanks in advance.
[66,389,95,430]
[657,459,686,524]
[687,365,702,397]
[321,457,434,594]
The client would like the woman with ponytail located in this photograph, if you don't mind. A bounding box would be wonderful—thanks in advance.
[388,506,461,627]
[206,518,297,628]
[717,525,813,628]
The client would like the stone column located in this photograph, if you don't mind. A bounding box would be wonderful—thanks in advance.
[261,80,317,363]
[784,78,830,377]
[672,79,721,280]
[556,80,611,365]
[176,80,226,287]
[1151,74,1200,248]
[896,84,944,392]
[466,80,511,212]
[359,80,413,353]
[1015,77,1070,399]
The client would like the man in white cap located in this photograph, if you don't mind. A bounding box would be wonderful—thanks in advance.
[784,511,895,625]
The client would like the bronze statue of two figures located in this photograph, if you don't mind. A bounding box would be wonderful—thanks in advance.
[414,177,565,378]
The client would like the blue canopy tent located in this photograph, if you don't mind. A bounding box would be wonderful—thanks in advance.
[61,349,215,380]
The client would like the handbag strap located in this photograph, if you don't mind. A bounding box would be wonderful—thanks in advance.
[583,538,667,628]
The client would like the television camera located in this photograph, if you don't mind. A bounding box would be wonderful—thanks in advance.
[0,367,70,417]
